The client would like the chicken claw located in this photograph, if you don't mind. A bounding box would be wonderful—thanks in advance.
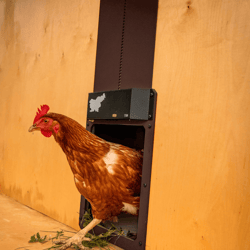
[56,218,102,250]
[56,233,91,250]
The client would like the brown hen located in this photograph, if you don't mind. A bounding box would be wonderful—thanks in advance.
[28,105,142,249]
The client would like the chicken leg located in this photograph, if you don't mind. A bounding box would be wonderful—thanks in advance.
[57,218,102,250]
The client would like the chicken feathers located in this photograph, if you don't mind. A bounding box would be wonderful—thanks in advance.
[38,112,143,221]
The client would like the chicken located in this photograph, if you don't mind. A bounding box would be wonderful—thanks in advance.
[28,105,143,250]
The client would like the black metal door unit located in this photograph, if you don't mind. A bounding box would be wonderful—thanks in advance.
[79,0,158,249]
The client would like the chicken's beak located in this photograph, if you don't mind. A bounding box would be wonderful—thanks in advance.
[28,124,38,132]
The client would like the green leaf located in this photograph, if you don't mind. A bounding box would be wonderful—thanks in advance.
[30,210,125,249]
[28,232,47,244]
[29,234,37,243]
[72,243,81,249]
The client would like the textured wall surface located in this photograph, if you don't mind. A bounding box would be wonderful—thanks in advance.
[0,0,100,230]
[147,0,250,249]
[1,0,250,249]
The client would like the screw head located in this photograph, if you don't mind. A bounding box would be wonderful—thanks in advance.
[148,114,152,119]
[150,92,154,97]
[139,241,142,246]
[143,183,147,187]
[148,124,152,128]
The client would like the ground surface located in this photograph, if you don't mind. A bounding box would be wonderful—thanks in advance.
[0,194,121,250]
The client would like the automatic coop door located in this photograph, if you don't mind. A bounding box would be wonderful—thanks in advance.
[79,88,157,249]
[79,0,158,249]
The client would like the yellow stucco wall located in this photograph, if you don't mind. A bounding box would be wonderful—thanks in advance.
[147,0,250,249]
[0,0,100,230]
[1,0,250,249]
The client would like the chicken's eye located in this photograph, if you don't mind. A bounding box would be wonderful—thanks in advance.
[44,119,48,123]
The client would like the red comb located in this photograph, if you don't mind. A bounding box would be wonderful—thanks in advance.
[33,105,50,123]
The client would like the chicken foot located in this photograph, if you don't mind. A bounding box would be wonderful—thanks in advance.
[56,218,102,250]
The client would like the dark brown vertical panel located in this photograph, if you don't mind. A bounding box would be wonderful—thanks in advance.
[94,0,158,92]
[94,0,125,92]
[121,0,158,89]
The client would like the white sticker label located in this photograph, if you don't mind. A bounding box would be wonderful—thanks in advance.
[89,93,106,112]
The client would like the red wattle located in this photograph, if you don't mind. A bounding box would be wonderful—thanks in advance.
[41,130,52,137]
